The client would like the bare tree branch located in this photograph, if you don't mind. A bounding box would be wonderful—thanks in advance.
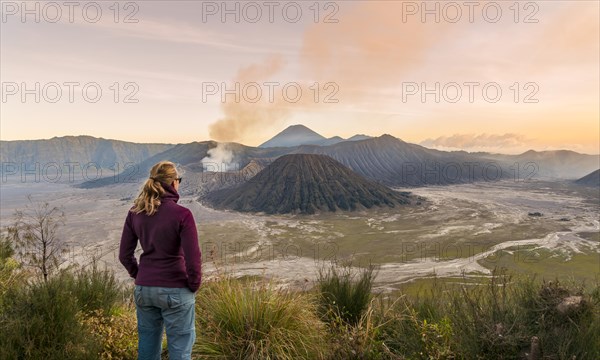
[8,195,67,282]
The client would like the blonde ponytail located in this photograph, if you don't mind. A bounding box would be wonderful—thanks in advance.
[131,161,178,216]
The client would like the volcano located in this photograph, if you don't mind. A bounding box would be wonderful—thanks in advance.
[204,154,412,214]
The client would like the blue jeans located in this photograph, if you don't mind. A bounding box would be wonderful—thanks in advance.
[134,285,196,360]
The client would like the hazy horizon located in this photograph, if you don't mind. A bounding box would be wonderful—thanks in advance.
[1,1,599,154]
[1,125,600,156]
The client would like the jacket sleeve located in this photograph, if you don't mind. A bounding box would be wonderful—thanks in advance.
[180,210,202,292]
[119,211,139,279]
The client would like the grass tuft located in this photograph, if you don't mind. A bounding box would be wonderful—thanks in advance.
[194,276,329,359]
[317,263,377,326]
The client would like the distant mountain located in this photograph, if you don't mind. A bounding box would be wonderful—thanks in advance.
[289,134,510,186]
[76,125,599,191]
[320,136,345,146]
[259,125,326,148]
[348,134,372,141]
[483,150,600,179]
[78,141,291,192]
[575,169,600,187]
[81,133,514,190]
[259,125,373,148]
[0,136,173,171]
[205,154,412,214]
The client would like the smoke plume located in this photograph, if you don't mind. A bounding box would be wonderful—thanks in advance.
[208,55,290,142]
[207,1,462,143]
[201,142,236,172]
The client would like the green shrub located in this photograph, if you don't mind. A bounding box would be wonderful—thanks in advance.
[194,277,329,359]
[317,264,376,326]
[0,271,101,359]
[80,306,138,360]
[70,261,122,315]
[0,234,23,311]
[0,255,127,360]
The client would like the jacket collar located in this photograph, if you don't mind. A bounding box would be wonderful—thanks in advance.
[161,182,180,203]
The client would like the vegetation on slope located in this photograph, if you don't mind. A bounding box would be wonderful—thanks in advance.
[1,234,598,359]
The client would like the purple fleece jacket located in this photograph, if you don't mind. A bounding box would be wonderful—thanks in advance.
[119,183,202,292]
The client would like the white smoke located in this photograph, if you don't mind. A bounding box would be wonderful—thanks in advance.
[201,143,237,172]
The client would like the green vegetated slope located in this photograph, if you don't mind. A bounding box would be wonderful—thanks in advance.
[2,236,598,360]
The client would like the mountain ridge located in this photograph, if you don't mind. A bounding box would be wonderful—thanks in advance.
[259,124,373,148]
[0,136,174,172]
[6,126,597,189]
[78,133,600,190]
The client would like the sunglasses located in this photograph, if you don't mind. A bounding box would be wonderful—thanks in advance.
[176,177,183,183]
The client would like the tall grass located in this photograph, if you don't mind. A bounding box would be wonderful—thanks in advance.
[376,271,600,359]
[194,277,329,359]
[1,233,598,360]
[317,263,377,326]
[316,263,389,359]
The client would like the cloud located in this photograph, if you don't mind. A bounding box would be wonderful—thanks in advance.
[207,1,599,147]
[208,1,463,143]
[97,18,280,54]
[535,3,599,67]
[299,1,460,99]
[420,133,532,152]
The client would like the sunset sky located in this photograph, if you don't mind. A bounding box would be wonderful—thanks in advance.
[1,1,598,154]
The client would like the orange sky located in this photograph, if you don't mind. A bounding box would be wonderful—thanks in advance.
[1,1,598,154]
